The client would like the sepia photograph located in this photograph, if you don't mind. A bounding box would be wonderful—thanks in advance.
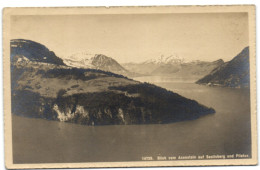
[3,5,257,169]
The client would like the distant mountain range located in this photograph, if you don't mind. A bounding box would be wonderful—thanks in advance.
[64,53,224,80]
[143,54,185,65]
[122,56,224,80]
[11,39,215,125]
[196,47,250,88]
[12,39,249,89]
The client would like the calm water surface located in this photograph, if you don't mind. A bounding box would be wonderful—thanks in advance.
[12,76,251,163]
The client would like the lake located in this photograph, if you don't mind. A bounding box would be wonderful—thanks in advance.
[12,76,251,163]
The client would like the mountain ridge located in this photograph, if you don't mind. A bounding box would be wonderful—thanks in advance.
[122,58,224,79]
[143,54,185,65]
[63,52,136,77]
[11,39,65,66]
[196,47,250,88]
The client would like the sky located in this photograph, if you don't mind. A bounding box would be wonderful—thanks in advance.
[11,13,249,63]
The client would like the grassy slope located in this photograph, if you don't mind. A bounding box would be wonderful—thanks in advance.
[12,61,138,98]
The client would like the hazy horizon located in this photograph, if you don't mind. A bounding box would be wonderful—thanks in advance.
[11,13,249,63]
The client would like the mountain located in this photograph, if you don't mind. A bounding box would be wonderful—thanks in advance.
[122,56,224,80]
[172,59,225,78]
[122,55,184,76]
[144,55,185,65]
[11,39,65,65]
[11,40,215,125]
[196,47,250,88]
[63,52,136,77]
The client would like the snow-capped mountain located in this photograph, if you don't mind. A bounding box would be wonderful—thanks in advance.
[143,54,185,65]
[63,52,130,76]
[63,52,96,68]
[122,54,224,79]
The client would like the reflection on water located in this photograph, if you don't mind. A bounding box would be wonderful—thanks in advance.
[134,75,198,83]
[12,76,251,163]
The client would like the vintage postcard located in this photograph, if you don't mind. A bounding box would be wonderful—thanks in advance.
[3,6,257,169]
